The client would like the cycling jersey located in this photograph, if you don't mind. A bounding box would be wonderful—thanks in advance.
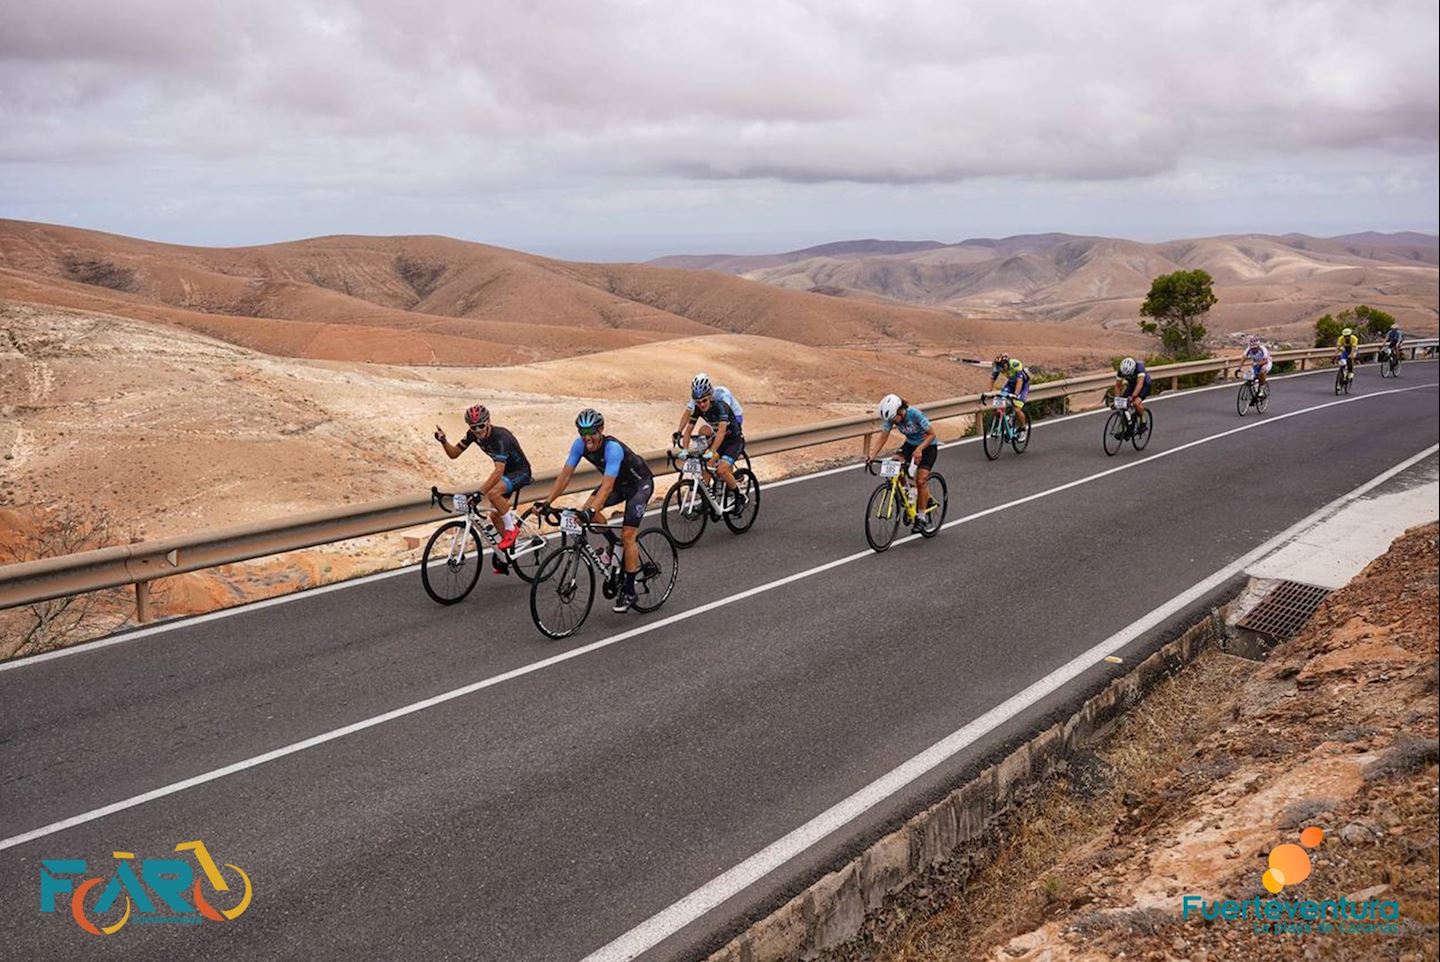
[1385,328,1403,345]
[882,407,933,445]
[1243,345,1272,366]
[1336,335,1359,353]
[457,426,532,480]
[687,385,744,426]
[1120,361,1151,394]
[565,435,652,494]
[687,397,743,439]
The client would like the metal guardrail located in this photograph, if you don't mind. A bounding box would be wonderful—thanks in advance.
[2,339,1435,620]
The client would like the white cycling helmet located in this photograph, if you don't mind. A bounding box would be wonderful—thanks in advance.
[1119,357,1137,377]
[691,372,712,400]
[1246,335,1260,348]
[878,393,902,421]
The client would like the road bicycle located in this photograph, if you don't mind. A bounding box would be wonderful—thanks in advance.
[421,487,550,604]
[528,507,678,639]
[1378,345,1401,378]
[980,390,1031,459]
[862,457,948,552]
[1102,395,1154,456]
[661,440,761,548]
[1334,356,1354,395]
[1235,366,1270,416]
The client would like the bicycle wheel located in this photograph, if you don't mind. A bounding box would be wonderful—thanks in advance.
[1255,385,1269,414]
[506,518,551,583]
[864,483,902,552]
[982,413,1003,460]
[1236,382,1252,417]
[1102,411,1126,456]
[918,473,948,538]
[529,546,595,639]
[721,469,760,533]
[630,528,679,613]
[1343,369,1352,394]
[661,478,708,547]
[1131,409,1154,451]
[1010,416,1030,455]
[421,521,483,605]
[1391,355,1401,377]
[1334,367,1344,395]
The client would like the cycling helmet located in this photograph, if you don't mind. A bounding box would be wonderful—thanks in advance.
[691,372,713,400]
[575,408,605,434]
[878,394,902,422]
[464,404,490,428]
[1341,327,1353,337]
[994,352,1009,367]
[1007,358,1023,373]
[1246,335,1260,348]
[1119,357,1137,377]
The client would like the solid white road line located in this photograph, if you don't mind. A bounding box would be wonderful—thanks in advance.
[578,441,1440,962]
[1,385,1432,851]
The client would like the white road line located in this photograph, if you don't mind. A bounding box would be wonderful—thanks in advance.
[1,384,1432,851]
[579,440,1440,962]
[2,361,1424,670]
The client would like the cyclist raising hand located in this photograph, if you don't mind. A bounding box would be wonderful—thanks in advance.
[865,394,937,535]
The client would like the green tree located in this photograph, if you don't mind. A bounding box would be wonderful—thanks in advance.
[1313,313,1342,347]
[1314,305,1396,346]
[1354,304,1396,337]
[1139,270,1216,356]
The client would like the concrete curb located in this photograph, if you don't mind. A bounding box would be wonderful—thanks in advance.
[704,607,1227,962]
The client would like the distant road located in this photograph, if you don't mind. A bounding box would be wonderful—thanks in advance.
[2,363,1437,961]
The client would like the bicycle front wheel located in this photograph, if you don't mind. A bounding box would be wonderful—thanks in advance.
[507,519,551,583]
[1102,411,1125,456]
[918,474,948,538]
[1256,385,1269,414]
[1011,416,1030,455]
[1236,382,1253,417]
[662,478,708,548]
[864,483,902,552]
[529,546,595,639]
[1132,409,1154,450]
[421,521,483,605]
[721,469,760,533]
[1335,367,1344,395]
[982,413,1003,460]
[631,528,679,613]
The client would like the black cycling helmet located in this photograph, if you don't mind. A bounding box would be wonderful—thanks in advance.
[575,408,604,435]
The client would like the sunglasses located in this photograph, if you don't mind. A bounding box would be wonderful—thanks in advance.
[578,426,601,437]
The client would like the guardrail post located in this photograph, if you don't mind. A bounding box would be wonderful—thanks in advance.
[1169,376,1179,391]
[1298,357,1307,371]
[135,580,152,623]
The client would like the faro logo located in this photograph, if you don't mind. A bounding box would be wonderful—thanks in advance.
[39,839,252,935]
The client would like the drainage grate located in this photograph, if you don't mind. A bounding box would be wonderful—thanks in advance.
[1235,580,1332,640]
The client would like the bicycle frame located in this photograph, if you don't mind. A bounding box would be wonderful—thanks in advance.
[987,391,1023,441]
[874,460,918,522]
[435,489,545,566]
[674,446,736,518]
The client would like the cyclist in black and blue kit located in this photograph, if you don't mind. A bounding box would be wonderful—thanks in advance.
[1114,357,1151,429]
[1384,325,1404,367]
[434,404,533,566]
[675,373,748,516]
[864,394,937,534]
[534,409,654,613]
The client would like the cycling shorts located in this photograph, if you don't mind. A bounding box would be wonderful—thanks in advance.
[1251,361,1272,376]
[900,441,938,470]
[599,477,655,528]
[501,470,532,496]
[715,431,745,465]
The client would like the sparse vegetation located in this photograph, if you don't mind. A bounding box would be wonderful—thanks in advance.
[1314,304,1398,346]
[394,255,447,300]
[59,254,138,292]
[1139,269,1216,356]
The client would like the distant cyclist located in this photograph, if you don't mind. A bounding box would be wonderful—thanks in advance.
[534,409,654,613]
[864,394,937,534]
[434,404,532,567]
[987,353,1032,433]
[675,373,748,515]
[1241,336,1272,397]
[1384,325,1404,365]
[1114,357,1151,429]
[1336,327,1360,379]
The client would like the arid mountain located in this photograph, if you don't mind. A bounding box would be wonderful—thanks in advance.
[653,232,1439,341]
[648,238,948,274]
[0,220,1136,367]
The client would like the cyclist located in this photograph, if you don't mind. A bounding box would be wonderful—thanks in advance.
[987,354,1031,433]
[674,372,744,439]
[1383,325,1404,367]
[534,409,655,613]
[675,374,747,516]
[1336,327,1360,380]
[1114,357,1151,430]
[434,404,533,568]
[1241,335,1272,397]
[864,394,937,534]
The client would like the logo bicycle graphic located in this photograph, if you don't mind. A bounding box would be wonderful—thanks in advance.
[39,839,252,935]
[1261,824,1324,893]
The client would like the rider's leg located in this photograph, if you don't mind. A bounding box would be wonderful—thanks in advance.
[1013,398,1029,431]
[716,457,737,491]
[915,465,931,517]
[485,485,510,532]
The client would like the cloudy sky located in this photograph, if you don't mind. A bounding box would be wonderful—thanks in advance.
[2,0,1436,260]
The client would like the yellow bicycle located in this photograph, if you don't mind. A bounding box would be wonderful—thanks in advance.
[863,458,948,552]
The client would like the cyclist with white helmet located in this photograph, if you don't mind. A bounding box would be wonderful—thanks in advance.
[1383,324,1403,365]
[1114,357,1151,428]
[1336,327,1360,379]
[987,353,1032,433]
[675,373,748,516]
[674,372,744,439]
[533,409,655,613]
[1241,336,1272,397]
[434,404,533,563]
[864,394,937,534]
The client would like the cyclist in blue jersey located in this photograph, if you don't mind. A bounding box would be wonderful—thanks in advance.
[434,404,533,569]
[534,409,655,613]
[674,373,748,515]
[1384,325,1404,363]
[988,353,1032,433]
[864,394,937,534]
[1114,357,1151,429]
[674,372,744,438]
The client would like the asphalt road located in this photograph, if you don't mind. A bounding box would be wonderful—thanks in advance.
[2,361,1437,961]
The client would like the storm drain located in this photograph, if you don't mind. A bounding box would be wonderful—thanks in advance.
[1235,580,1333,640]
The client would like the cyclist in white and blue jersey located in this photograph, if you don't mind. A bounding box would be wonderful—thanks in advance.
[1241,336,1272,397]
[675,373,743,438]
[864,394,937,534]
[675,373,748,515]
